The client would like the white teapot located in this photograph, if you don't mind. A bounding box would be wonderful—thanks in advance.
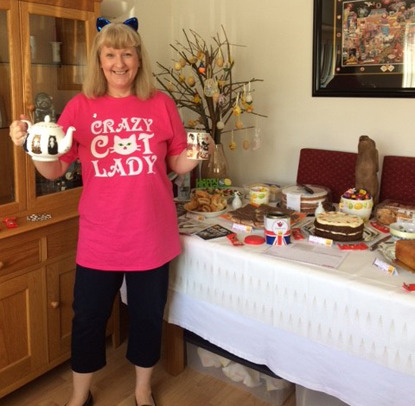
[22,115,75,162]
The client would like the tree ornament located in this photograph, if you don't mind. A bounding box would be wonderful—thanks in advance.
[235,117,244,129]
[218,79,226,88]
[245,81,253,104]
[179,57,187,67]
[232,93,241,116]
[198,61,206,74]
[187,76,196,87]
[204,78,219,97]
[212,91,220,104]
[217,112,225,130]
[188,119,196,128]
[243,130,250,150]
[174,61,182,71]
[229,130,236,151]
[193,93,201,104]
[216,48,224,67]
[252,127,262,150]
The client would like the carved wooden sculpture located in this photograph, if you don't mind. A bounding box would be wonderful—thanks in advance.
[355,135,379,202]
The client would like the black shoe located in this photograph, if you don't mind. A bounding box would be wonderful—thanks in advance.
[135,394,156,406]
[83,391,93,406]
[65,391,93,406]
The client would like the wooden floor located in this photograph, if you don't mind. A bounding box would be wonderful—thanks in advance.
[1,341,296,406]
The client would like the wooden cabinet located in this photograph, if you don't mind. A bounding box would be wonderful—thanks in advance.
[0,0,121,399]
[0,218,119,398]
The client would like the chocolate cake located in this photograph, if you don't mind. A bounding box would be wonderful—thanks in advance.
[281,185,328,214]
[314,212,364,242]
[227,204,296,228]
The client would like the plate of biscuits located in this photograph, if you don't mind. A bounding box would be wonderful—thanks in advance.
[184,189,228,217]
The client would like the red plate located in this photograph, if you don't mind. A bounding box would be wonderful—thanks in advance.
[244,235,265,245]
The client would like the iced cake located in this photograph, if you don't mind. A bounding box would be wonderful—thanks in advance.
[314,212,364,242]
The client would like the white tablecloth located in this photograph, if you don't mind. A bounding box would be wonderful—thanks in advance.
[165,227,415,406]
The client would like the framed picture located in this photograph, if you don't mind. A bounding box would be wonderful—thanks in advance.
[313,0,415,97]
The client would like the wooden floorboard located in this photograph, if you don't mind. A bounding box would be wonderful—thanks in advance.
[0,341,296,406]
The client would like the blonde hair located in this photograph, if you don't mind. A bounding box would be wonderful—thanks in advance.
[83,23,155,99]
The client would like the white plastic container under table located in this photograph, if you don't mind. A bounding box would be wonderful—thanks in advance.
[296,385,349,406]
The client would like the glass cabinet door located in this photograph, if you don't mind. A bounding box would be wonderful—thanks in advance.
[0,9,14,205]
[18,0,95,209]
[0,2,26,216]
[28,13,85,197]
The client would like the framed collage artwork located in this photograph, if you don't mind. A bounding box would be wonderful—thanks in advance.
[313,0,415,97]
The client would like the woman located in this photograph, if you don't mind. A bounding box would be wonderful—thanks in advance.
[10,18,210,406]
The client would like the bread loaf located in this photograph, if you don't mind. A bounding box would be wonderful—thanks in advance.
[395,240,415,271]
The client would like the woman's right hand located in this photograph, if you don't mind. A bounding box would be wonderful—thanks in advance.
[9,114,30,147]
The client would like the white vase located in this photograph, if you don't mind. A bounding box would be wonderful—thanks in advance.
[50,42,62,64]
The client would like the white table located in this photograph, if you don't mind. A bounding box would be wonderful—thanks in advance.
[165,221,415,406]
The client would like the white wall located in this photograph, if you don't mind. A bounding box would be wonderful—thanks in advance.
[114,0,415,187]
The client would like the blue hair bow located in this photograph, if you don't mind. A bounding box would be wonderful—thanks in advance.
[96,17,139,32]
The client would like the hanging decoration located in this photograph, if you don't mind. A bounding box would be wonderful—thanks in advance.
[229,130,236,151]
[242,129,250,150]
[155,26,266,145]
[252,127,262,151]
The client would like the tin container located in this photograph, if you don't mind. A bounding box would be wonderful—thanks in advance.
[264,212,291,245]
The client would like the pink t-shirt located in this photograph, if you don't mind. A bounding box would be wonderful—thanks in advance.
[58,92,186,271]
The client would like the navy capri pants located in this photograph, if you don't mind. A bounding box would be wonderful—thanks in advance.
[71,263,169,373]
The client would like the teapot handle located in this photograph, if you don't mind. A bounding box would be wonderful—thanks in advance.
[21,119,32,133]
[20,120,32,152]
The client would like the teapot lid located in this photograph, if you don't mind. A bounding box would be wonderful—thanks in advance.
[34,115,60,129]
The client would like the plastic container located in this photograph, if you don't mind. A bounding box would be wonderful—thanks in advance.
[248,185,270,205]
[186,343,294,405]
[295,385,349,406]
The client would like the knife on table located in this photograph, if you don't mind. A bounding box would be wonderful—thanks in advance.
[369,235,391,251]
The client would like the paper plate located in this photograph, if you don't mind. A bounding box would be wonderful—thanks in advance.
[186,208,227,218]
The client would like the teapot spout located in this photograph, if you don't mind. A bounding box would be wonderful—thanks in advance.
[59,126,75,155]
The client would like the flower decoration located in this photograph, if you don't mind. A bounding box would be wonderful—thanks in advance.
[155,26,266,145]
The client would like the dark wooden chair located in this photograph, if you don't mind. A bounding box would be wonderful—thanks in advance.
[296,148,358,203]
[379,155,415,204]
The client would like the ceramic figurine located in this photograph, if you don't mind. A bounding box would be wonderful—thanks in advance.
[232,191,242,210]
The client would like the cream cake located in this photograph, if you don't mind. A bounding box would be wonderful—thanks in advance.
[314,212,364,242]
[281,185,328,214]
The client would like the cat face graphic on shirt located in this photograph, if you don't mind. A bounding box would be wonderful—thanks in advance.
[112,134,138,155]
